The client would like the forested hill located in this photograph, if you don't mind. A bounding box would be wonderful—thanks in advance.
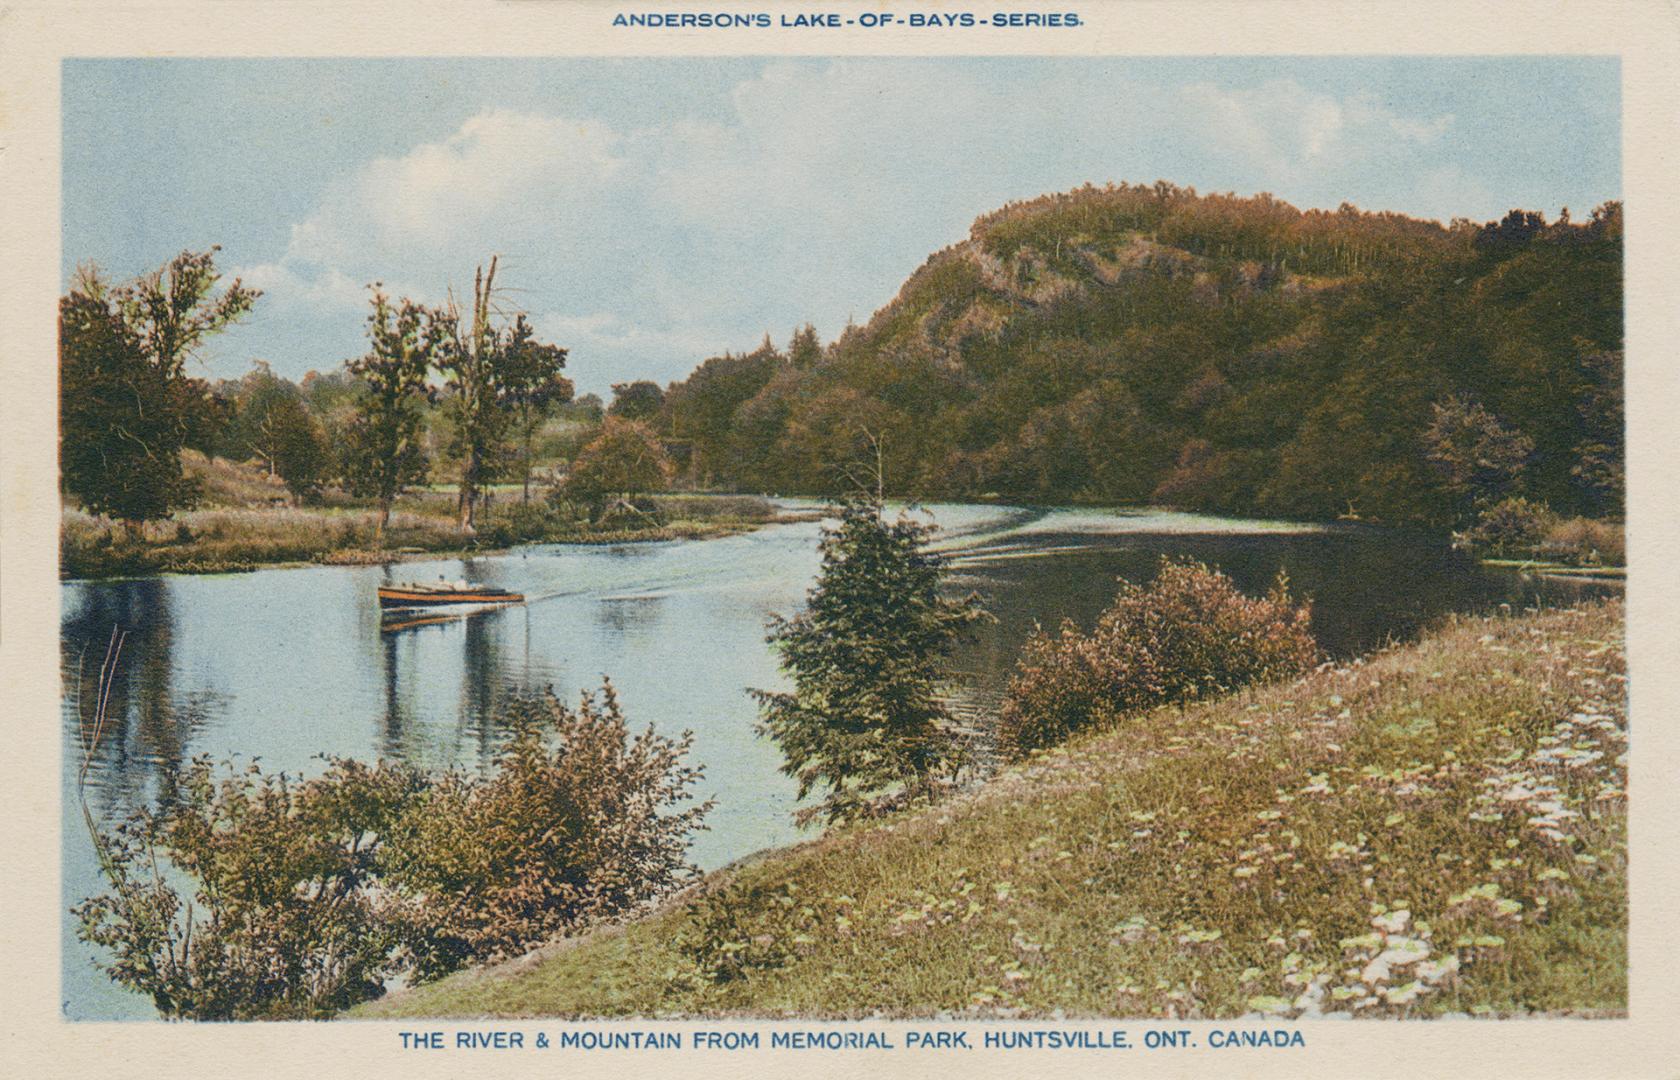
[657,182,1623,527]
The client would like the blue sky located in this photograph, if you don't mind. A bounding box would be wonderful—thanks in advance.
[63,57,1620,395]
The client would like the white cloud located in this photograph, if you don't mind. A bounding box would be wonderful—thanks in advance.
[236,261,371,313]
[1180,79,1455,184]
[285,109,627,269]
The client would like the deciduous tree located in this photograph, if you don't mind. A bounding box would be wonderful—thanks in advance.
[59,250,257,532]
[563,417,674,513]
[498,316,572,502]
[343,290,435,536]
[608,380,665,423]
[430,258,569,530]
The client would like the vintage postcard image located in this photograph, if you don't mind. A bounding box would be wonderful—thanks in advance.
[4,2,1678,1077]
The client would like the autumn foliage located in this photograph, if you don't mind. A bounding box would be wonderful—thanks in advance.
[75,681,710,1018]
[998,559,1317,757]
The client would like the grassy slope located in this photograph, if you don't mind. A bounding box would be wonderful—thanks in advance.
[355,600,1626,1021]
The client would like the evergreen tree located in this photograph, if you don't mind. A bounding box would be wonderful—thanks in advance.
[788,323,821,368]
[752,497,988,824]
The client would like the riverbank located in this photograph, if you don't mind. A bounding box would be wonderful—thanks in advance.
[60,453,811,579]
[353,598,1625,1021]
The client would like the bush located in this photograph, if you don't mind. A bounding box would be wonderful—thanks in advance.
[1467,496,1558,556]
[542,490,594,527]
[480,500,563,546]
[652,493,778,523]
[382,682,713,981]
[1538,516,1625,566]
[75,680,712,1016]
[74,757,420,1020]
[998,559,1317,757]
[1463,499,1625,566]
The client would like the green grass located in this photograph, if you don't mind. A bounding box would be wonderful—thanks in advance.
[352,600,1626,1021]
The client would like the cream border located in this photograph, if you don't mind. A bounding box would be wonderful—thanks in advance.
[3,2,1677,1077]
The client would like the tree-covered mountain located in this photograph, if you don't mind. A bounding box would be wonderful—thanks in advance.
[656,182,1623,527]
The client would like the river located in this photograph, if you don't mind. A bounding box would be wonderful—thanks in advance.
[58,502,1616,1019]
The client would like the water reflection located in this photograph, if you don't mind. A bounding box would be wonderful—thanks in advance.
[596,594,668,637]
[61,579,228,817]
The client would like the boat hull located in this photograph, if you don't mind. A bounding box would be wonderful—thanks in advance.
[377,586,524,610]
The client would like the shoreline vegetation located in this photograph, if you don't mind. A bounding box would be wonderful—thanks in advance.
[60,451,816,580]
[353,598,1626,1021]
[58,451,1625,582]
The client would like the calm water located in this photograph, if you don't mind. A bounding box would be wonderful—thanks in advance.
[59,503,1616,1019]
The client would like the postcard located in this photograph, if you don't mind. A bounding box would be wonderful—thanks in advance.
[3,1,1678,1077]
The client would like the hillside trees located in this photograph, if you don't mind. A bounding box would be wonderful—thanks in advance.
[650,188,1621,527]
[663,340,785,486]
[787,323,821,368]
[1571,346,1625,516]
[343,290,436,535]
[60,250,258,531]
[1422,395,1535,524]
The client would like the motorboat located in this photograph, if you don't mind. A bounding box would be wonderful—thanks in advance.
[376,578,525,610]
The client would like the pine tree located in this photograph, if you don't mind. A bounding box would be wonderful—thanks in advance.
[753,497,988,824]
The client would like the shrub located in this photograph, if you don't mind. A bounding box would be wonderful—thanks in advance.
[480,500,561,546]
[75,681,712,1015]
[753,497,990,825]
[998,559,1317,757]
[1467,496,1558,556]
[1538,516,1625,567]
[542,489,595,527]
[74,757,421,1020]
[671,878,820,987]
[380,681,713,982]
[652,493,778,523]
